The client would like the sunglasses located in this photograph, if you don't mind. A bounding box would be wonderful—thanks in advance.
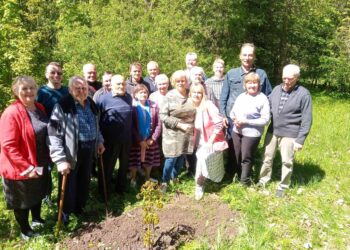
[50,71,63,76]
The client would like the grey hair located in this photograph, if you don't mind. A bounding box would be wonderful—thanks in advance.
[155,74,169,84]
[68,76,87,89]
[189,66,205,82]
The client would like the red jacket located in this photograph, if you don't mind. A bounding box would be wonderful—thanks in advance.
[0,100,46,180]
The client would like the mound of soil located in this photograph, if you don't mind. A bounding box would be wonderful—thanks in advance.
[61,193,236,249]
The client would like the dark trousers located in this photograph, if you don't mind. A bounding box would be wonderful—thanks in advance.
[13,202,41,233]
[232,132,261,185]
[58,141,94,214]
[186,151,197,175]
[99,141,131,197]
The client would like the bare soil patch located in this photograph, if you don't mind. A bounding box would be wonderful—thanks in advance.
[61,193,237,249]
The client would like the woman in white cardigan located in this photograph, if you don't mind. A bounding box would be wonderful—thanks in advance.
[229,72,270,186]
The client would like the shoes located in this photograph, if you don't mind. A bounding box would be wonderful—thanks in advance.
[170,178,180,186]
[160,183,167,193]
[20,230,38,241]
[130,180,137,188]
[256,181,266,189]
[148,178,158,183]
[195,185,204,200]
[31,218,45,229]
[276,189,285,198]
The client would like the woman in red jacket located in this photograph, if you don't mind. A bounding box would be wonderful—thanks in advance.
[0,76,51,240]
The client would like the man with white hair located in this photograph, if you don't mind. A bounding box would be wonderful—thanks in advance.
[144,61,160,93]
[258,64,312,197]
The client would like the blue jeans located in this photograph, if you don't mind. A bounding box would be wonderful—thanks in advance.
[162,155,185,182]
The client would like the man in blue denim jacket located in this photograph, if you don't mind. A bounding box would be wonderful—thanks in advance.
[219,43,272,179]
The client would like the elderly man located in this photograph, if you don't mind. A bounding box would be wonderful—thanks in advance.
[37,62,69,206]
[96,75,133,197]
[144,61,160,93]
[93,71,113,102]
[219,43,272,179]
[83,63,102,97]
[48,76,105,224]
[258,64,312,197]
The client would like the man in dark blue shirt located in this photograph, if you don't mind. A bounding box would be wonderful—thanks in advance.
[97,75,133,197]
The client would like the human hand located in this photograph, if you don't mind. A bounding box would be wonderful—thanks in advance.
[140,140,149,149]
[293,142,303,152]
[98,143,105,155]
[223,118,229,128]
[57,162,71,175]
[146,139,154,146]
[178,123,193,133]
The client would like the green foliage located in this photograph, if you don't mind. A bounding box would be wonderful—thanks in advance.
[137,181,164,249]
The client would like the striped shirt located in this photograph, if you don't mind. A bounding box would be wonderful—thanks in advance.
[205,77,224,108]
[278,88,291,113]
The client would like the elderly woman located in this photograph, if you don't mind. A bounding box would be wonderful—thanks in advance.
[0,76,51,240]
[159,70,196,192]
[229,72,270,186]
[149,74,170,108]
[48,76,104,224]
[190,84,228,200]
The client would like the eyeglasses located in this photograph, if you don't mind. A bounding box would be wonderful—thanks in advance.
[50,71,63,76]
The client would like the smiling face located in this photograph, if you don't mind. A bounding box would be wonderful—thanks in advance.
[18,81,37,107]
[190,85,204,107]
[185,54,197,70]
[245,80,260,96]
[147,62,159,79]
[70,78,89,104]
[239,45,255,71]
[130,65,142,82]
[83,64,97,83]
[190,67,204,85]
[111,75,126,96]
[135,89,149,103]
[213,62,224,78]
[45,64,63,87]
[102,73,113,91]
[174,76,187,94]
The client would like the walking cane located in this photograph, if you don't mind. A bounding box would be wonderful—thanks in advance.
[55,173,67,237]
[99,155,109,217]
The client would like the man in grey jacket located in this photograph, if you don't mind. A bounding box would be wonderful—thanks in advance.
[48,76,105,223]
[258,64,312,197]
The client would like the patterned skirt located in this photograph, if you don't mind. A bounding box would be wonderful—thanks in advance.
[128,142,161,168]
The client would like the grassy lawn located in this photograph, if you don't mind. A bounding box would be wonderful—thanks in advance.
[0,89,349,249]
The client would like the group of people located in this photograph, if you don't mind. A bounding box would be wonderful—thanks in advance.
[0,43,312,240]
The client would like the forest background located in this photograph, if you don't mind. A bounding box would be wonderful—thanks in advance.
[0,0,350,111]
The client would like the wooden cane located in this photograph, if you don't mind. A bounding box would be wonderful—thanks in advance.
[99,155,109,217]
[55,173,67,237]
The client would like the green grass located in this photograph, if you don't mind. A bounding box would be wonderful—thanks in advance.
[1,89,349,249]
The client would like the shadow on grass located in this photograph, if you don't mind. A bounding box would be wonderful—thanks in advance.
[253,151,325,187]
